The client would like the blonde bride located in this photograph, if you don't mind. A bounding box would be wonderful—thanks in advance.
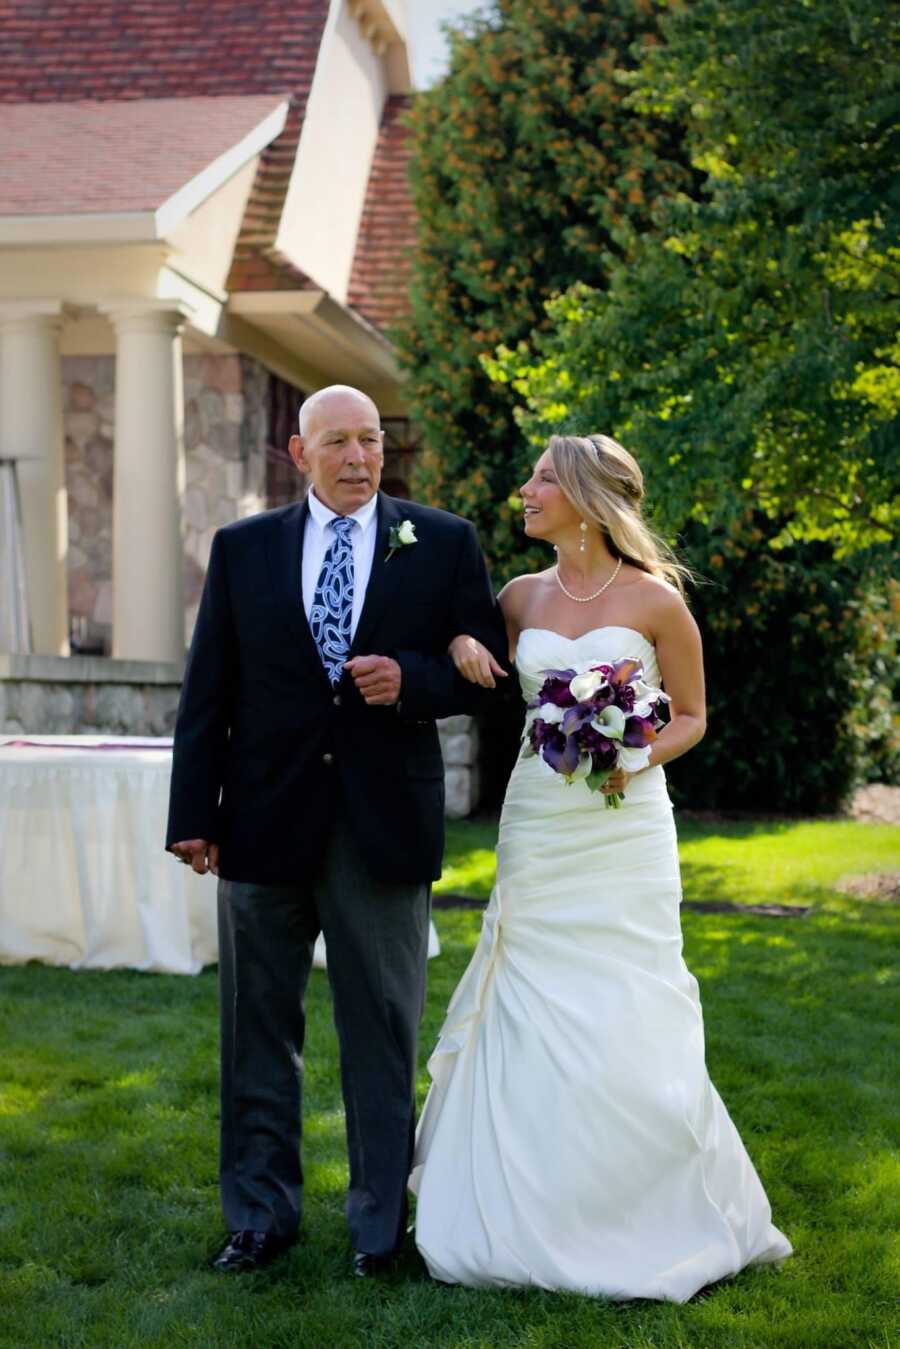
[410,433,792,1301]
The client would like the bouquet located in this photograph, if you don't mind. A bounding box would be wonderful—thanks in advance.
[523,657,669,808]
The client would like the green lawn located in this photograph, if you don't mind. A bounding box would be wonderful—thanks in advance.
[1,816,898,1348]
[438,816,900,909]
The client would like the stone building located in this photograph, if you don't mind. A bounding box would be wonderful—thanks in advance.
[0,0,479,814]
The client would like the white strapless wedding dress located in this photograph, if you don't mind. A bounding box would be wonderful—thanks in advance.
[410,626,792,1302]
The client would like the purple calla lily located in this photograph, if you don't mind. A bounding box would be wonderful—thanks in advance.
[623,714,658,747]
[540,727,582,777]
[537,669,579,708]
[581,724,618,767]
[529,717,554,753]
[561,702,597,736]
[609,657,643,688]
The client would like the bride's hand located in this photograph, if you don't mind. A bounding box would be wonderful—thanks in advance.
[602,767,632,797]
[449,635,508,688]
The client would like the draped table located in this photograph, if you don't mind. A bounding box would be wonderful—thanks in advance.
[0,735,439,975]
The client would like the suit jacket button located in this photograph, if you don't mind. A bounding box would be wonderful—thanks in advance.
[333,694,342,707]
[322,752,334,765]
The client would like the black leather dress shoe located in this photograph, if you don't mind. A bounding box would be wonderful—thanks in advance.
[352,1250,396,1279]
[212,1230,294,1273]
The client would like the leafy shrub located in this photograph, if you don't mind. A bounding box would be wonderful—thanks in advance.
[666,516,899,813]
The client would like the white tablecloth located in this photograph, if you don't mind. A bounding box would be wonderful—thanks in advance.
[0,735,439,976]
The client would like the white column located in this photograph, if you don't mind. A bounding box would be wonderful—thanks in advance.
[0,301,69,655]
[103,301,191,663]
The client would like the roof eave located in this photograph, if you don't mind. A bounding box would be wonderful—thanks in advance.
[0,212,161,246]
[225,286,398,384]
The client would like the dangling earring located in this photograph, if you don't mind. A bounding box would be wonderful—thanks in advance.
[579,521,588,553]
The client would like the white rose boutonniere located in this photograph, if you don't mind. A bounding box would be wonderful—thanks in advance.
[386,519,417,561]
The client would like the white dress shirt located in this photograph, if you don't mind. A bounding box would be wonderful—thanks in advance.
[301,487,379,641]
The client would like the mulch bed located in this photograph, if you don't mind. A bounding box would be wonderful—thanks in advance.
[434,894,489,911]
[836,872,900,903]
[681,900,810,917]
[433,895,811,918]
[674,784,900,827]
[849,784,900,826]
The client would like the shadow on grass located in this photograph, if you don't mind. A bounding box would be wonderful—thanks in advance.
[1,864,898,1348]
[0,964,357,1281]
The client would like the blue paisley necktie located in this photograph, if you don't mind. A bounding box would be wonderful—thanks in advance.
[310,516,355,684]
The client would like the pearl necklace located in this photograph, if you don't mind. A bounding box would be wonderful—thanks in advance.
[555,556,622,603]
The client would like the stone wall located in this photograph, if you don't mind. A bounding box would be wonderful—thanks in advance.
[440,714,480,819]
[182,354,269,638]
[62,356,115,652]
[0,655,181,737]
[62,352,271,653]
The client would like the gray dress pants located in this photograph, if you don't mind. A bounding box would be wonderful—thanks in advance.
[216,811,431,1255]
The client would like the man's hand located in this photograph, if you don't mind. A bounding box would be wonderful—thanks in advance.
[449,634,508,689]
[345,655,402,706]
[170,839,220,876]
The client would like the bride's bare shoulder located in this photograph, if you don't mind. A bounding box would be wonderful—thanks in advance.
[624,566,681,600]
[498,569,554,624]
[624,567,695,639]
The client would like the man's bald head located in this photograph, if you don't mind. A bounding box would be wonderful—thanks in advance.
[289,384,384,515]
[298,385,380,439]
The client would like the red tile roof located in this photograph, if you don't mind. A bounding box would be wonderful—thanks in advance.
[0,0,329,105]
[0,0,330,286]
[228,236,317,293]
[348,94,415,333]
[0,95,287,216]
[0,1,418,324]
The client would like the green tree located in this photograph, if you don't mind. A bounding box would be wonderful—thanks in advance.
[488,0,899,555]
[396,0,689,579]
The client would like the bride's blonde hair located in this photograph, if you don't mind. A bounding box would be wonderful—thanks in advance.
[548,433,691,596]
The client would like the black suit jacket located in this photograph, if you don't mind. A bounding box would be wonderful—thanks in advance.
[165,492,507,884]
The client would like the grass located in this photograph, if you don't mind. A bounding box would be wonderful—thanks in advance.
[1,816,898,1348]
[437,816,900,908]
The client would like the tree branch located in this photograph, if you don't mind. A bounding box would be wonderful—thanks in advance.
[809,487,896,538]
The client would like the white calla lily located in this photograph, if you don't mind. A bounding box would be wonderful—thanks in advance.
[567,754,592,782]
[632,680,668,718]
[636,675,667,696]
[617,744,652,773]
[537,703,566,725]
[569,669,611,702]
[591,705,627,741]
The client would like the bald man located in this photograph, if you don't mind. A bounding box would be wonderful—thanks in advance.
[166,385,507,1277]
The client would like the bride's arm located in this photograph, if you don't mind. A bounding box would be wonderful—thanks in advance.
[603,590,705,796]
[449,577,528,686]
[645,591,706,770]
[448,634,508,687]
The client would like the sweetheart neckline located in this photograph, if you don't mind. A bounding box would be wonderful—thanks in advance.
[518,624,654,647]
